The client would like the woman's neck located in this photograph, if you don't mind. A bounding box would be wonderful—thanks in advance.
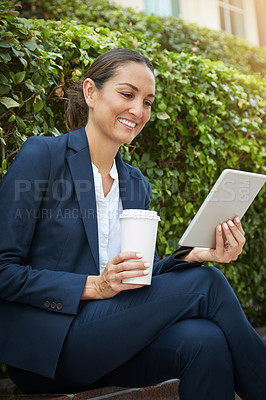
[85,124,119,176]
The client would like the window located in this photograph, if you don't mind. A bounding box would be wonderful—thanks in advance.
[254,0,266,46]
[219,0,246,38]
[145,0,180,18]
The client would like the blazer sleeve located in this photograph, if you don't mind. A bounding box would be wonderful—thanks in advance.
[0,137,87,315]
[144,181,202,275]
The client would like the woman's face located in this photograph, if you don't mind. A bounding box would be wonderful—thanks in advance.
[84,62,155,146]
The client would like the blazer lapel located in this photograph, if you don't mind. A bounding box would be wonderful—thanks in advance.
[66,127,99,271]
[66,127,146,271]
[116,152,144,210]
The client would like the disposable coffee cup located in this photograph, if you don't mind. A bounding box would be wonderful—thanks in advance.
[120,209,160,285]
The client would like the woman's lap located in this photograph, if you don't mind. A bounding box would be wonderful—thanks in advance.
[58,266,225,383]
[100,318,233,385]
[8,265,266,397]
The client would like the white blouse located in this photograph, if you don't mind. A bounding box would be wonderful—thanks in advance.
[92,160,123,274]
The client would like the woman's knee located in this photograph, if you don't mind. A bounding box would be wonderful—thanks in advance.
[195,265,236,298]
[170,264,231,291]
[176,319,233,370]
[195,265,227,284]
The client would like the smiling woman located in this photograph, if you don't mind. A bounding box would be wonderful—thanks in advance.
[0,49,266,399]
[83,62,155,164]
[66,49,155,132]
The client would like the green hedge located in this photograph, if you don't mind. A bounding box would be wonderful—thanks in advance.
[0,0,265,330]
[19,0,266,76]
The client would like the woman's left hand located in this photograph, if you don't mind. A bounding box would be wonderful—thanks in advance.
[184,216,246,264]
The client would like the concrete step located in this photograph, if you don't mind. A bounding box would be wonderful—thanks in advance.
[0,378,181,399]
[0,378,244,399]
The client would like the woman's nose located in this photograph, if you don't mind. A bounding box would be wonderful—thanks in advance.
[129,101,143,119]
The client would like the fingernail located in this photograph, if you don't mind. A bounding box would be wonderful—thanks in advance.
[144,262,150,268]
[228,220,234,227]
[218,224,222,232]
[223,223,229,230]
[136,253,143,258]
[236,217,240,223]
[143,270,149,275]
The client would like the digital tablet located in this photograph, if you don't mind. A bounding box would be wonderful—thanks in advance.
[179,169,266,248]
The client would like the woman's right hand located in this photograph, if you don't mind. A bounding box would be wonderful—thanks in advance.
[81,252,149,300]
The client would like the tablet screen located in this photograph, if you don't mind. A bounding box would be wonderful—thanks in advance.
[179,169,266,248]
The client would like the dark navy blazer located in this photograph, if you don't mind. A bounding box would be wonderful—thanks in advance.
[0,127,197,378]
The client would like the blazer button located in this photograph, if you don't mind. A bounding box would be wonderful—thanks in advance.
[56,303,63,310]
[44,301,50,308]
[50,302,57,309]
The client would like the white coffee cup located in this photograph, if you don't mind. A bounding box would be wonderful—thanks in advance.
[120,209,160,285]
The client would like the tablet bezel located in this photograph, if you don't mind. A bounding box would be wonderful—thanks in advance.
[178,169,266,248]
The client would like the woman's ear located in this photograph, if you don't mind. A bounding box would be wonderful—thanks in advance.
[83,78,96,108]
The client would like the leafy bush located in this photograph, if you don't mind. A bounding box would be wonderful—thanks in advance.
[0,363,7,379]
[19,0,266,76]
[0,0,265,331]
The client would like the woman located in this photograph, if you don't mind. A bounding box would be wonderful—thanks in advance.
[0,49,265,399]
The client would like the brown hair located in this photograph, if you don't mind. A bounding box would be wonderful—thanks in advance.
[65,48,154,131]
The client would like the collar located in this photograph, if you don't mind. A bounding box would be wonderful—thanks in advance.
[91,159,118,181]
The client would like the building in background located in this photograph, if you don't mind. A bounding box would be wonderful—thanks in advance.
[111,0,266,47]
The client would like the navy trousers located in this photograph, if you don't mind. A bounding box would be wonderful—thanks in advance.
[8,266,266,399]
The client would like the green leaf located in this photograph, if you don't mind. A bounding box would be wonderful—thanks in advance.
[0,97,20,108]
[34,99,44,112]
[0,85,10,95]
[146,168,154,177]
[8,114,16,122]
[11,47,24,58]
[184,202,194,214]
[157,112,170,120]
[239,145,250,153]
[8,9,20,17]
[0,41,10,48]
[31,72,42,85]
[51,127,62,136]
[14,71,26,84]
[2,159,7,170]
[199,135,210,145]
[0,73,9,85]
[0,135,6,145]
[189,109,198,117]
[9,71,15,83]
[19,57,27,68]
[0,52,11,63]
[155,168,164,177]
[198,152,206,163]
[24,38,37,51]
[25,79,35,92]
[16,116,27,131]
[44,105,54,116]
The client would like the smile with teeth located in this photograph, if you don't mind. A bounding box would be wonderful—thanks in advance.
[118,118,137,128]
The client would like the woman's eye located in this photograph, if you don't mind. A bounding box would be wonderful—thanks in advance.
[121,93,132,98]
[144,101,153,107]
